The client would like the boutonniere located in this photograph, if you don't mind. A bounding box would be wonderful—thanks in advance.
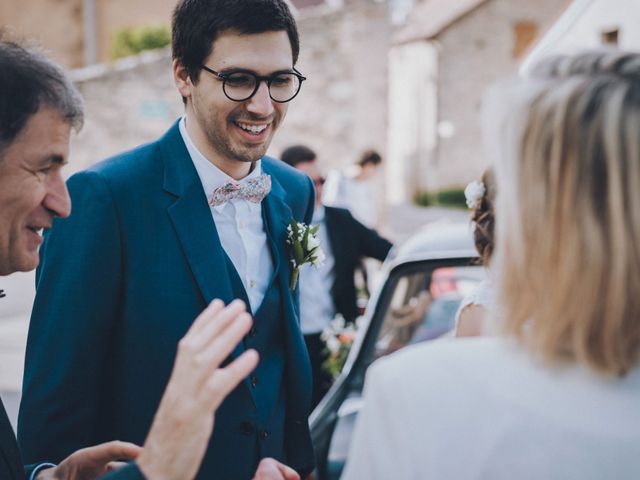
[286,219,325,290]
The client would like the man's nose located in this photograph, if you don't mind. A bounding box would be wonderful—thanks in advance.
[245,81,275,117]
[44,174,71,219]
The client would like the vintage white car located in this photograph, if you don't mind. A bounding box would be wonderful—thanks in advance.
[310,221,484,479]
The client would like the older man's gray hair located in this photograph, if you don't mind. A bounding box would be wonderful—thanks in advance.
[0,40,84,154]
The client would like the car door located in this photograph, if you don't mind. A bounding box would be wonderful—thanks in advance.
[310,254,484,480]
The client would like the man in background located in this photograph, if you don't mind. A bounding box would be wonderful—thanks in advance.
[281,145,392,408]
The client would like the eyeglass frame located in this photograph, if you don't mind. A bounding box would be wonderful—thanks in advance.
[200,65,307,103]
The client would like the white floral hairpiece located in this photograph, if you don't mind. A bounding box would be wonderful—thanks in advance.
[464,180,485,209]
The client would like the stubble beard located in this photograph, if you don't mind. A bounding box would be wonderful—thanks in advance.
[209,129,268,164]
[206,114,277,165]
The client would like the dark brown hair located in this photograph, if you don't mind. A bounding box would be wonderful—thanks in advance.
[472,168,496,265]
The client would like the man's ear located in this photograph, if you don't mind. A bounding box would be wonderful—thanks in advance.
[173,59,193,99]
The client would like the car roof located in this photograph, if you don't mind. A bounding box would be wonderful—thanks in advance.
[387,220,478,267]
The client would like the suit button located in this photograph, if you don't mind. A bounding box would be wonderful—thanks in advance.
[240,422,255,435]
[259,429,270,440]
[251,376,259,388]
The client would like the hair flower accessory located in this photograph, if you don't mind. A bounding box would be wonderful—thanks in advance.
[464,180,485,209]
[286,219,325,290]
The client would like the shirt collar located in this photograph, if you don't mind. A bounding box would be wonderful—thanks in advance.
[314,205,326,223]
[179,116,263,196]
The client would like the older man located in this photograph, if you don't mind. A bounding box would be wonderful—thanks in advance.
[0,40,297,480]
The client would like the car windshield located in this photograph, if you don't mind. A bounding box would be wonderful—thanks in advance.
[374,265,485,359]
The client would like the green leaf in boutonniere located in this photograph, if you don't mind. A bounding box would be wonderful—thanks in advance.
[286,218,325,290]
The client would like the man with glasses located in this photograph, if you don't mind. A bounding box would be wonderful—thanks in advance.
[281,145,392,409]
[19,1,314,479]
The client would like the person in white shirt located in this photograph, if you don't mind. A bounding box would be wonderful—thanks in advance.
[281,145,392,409]
[323,149,383,229]
[343,50,640,480]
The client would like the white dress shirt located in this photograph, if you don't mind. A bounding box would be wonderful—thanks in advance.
[299,206,335,335]
[343,336,640,480]
[179,117,273,313]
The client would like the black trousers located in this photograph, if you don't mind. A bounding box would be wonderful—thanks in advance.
[303,332,333,410]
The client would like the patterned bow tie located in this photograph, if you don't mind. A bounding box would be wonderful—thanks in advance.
[209,174,272,207]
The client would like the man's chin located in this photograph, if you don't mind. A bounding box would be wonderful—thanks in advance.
[232,146,269,164]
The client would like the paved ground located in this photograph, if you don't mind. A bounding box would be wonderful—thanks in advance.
[0,203,468,431]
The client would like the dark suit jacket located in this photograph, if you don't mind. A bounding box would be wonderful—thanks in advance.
[18,121,315,479]
[0,399,26,480]
[0,399,144,480]
[325,206,392,322]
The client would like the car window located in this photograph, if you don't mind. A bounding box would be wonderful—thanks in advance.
[373,265,485,359]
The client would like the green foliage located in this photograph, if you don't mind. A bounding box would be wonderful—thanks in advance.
[322,342,352,380]
[413,186,467,209]
[111,24,171,60]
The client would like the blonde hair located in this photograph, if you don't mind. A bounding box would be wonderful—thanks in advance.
[492,50,640,376]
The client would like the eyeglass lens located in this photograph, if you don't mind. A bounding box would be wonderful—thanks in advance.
[223,72,301,102]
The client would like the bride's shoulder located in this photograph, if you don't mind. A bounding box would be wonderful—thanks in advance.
[368,336,512,384]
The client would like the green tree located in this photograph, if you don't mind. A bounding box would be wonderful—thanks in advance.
[111,24,171,60]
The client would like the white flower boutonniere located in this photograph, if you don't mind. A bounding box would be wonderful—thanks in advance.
[286,218,325,290]
[464,180,485,209]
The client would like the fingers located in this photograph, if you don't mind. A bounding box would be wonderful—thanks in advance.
[86,440,142,462]
[253,458,300,480]
[187,299,248,352]
[105,461,130,472]
[197,299,248,348]
[195,311,253,369]
[277,461,301,480]
[205,349,259,409]
[185,299,225,336]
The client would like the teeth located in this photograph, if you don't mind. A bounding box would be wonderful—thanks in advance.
[237,122,267,134]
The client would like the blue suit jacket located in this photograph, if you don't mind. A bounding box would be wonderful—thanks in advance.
[18,122,315,478]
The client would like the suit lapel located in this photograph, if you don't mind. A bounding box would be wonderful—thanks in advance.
[261,166,294,311]
[161,122,245,358]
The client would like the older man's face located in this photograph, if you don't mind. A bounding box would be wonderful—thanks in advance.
[0,107,71,275]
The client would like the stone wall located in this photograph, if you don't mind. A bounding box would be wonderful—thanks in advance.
[270,0,390,173]
[66,0,391,181]
[434,0,567,187]
[68,50,182,175]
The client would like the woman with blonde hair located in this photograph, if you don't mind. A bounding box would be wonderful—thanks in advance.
[342,50,640,479]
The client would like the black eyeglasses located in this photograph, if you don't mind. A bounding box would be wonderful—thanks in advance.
[201,66,306,103]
